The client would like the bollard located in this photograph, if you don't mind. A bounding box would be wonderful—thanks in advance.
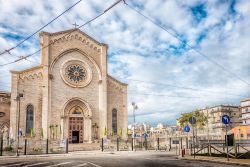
[131,138,134,151]
[190,143,193,155]
[66,139,69,153]
[46,139,49,154]
[180,137,183,149]
[186,137,188,149]
[101,138,104,152]
[169,138,172,150]
[117,138,119,151]
[24,139,27,155]
[157,138,160,151]
[0,137,3,156]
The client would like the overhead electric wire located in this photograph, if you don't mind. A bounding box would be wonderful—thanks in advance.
[0,0,83,56]
[115,77,247,97]
[0,63,247,98]
[0,82,240,100]
[0,79,246,100]
[0,0,123,67]
[124,2,250,86]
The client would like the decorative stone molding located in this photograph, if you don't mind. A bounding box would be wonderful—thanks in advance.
[11,66,43,81]
[49,48,102,80]
[0,92,11,104]
[62,97,92,118]
[107,75,127,92]
[47,29,105,53]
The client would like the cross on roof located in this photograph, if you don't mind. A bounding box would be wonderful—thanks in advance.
[72,22,79,28]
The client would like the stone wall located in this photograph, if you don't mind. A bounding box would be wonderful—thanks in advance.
[107,76,128,139]
[10,68,43,140]
[0,92,10,141]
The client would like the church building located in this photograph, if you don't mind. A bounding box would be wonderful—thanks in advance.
[5,28,128,143]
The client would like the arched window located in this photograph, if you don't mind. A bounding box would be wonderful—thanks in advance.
[112,109,117,135]
[26,104,34,134]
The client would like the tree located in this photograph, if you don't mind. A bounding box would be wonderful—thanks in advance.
[178,109,207,129]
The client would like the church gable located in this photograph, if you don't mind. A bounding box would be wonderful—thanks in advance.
[40,28,107,73]
[46,28,105,53]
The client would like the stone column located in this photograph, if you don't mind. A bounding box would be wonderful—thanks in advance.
[88,118,92,142]
[122,86,128,139]
[64,117,69,140]
[40,33,50,139]
[60,118,64,140]
[99,45,108,139]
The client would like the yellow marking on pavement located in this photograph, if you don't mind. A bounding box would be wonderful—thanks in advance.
[45,162,71,167]
[87,162,102,167]
[24,162,50,167]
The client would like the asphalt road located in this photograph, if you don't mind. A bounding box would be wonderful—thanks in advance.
[0,151,248,167]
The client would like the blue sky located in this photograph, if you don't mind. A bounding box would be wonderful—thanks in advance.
[0,0,249,127]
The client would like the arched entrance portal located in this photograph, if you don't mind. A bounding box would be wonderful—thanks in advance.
[69,106,84,143]
[62,98,92,143]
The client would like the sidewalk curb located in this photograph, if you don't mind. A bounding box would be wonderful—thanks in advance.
[178,156,250,166]
[0,151,137,160]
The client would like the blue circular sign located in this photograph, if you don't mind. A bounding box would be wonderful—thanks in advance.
[184,125,190,132]
[221,114,230,124]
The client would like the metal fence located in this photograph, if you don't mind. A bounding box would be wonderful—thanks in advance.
[1,137,249,159]
[0,138,67,156]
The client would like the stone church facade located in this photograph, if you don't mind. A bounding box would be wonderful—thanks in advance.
[0,92,10,145]
[7,29,127,143]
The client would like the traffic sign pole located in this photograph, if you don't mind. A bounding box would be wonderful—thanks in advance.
[226,124,229,161]
[193,125,195,158]
[221,114,230,162]
[188,116,196,159]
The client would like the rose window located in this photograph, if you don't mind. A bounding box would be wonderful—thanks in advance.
[66,65,86,83]
[60,60,92,88]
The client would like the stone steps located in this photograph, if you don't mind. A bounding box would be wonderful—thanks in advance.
[69,143,100,151]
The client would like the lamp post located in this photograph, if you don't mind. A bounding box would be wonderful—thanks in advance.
[16,74,23,156]
[132,102,138,151]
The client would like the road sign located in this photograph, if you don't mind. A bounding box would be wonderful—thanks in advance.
[143,133,148,139]
[132,133,137,138]
[184,125,190,132]
[222,114,230,124]
[60,139,66,147]
[189,116,196,125]
[103,138,108,145]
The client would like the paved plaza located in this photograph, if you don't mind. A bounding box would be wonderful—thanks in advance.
[0,151,249,167]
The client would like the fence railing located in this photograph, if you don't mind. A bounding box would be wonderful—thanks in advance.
[0,138,68,156]
[1,137,249,159]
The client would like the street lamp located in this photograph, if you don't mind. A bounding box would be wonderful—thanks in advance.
[132,102,138,151]
[15,92,23,156]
